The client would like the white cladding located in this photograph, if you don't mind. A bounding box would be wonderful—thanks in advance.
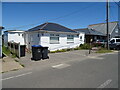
[25,32,85,51]
[4,31,25,46]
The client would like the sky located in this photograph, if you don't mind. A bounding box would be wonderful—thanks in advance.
[2,2,119,31]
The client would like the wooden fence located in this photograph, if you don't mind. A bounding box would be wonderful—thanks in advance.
[8,42,21,58]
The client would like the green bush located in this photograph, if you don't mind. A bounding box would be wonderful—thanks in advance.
[79,44,91,49]
[11,54,17,58]
[66,48,71,51]
[92,43,105,48]
[2,46,11,56]
[50,51,57,53]
[74,46,81,50]
[2,45,17,58]
[56,49,67,52]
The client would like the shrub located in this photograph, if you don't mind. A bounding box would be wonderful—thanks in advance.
[56,49,67,52]
[92,43,105,48]
[66,48,71,51]
[79,43,91,49]
[2,46,11,56]
[50,51,57,53]
[74,46,81,50]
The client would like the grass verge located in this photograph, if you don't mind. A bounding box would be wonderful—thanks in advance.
[2,46,11,56]
[2,45,17,58]
[96,49,113,53]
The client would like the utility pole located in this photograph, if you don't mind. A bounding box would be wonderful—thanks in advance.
[118,1,120,37]
[106,0,109,50]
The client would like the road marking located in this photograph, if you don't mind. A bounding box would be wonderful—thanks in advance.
[97,79,112,89]
[52,63,70,69]
[2,72,32,81]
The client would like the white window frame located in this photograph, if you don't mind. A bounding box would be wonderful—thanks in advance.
[115,29,118,33]
[80,36,83,41]
[67,35,74,44]
[50,34,59,44]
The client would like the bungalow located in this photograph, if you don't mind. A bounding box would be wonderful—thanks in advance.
[4,30,25,47]
[88,21,120,39]
[74,28,106,43]
[25,22,85,51]
[0,26,4,58]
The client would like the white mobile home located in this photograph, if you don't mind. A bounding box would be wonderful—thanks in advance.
[25,22,85,51]
[4,30,25,47]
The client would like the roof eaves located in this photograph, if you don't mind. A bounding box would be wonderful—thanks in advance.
[89,21,118,27]
[110,22,118,34]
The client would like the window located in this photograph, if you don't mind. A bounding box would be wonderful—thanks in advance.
[110,39,115,43]
[41,33,44,36]
[116,39,120,42]
[37,34,40,37]
[76,34,79,37]
[67,35,74,43]
[115,29,118,33]
[80,36,82,40]
[22,34,24,37]
[50,34,59,44]
[80,36,83,41]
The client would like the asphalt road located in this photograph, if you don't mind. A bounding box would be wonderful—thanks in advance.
[2,52,118,88]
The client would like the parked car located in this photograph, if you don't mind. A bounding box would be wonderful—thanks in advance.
[109,38,120,50]
[93,39,107,47]
[94,39,107,44]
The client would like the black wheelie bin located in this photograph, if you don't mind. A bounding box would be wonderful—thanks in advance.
[31,45,43,61]
[42,47,49,59]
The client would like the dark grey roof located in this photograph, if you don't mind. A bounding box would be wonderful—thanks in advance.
[4,30,25,33]
[88,21,118,34]
[28,22,77,33]
[74,28,105,36]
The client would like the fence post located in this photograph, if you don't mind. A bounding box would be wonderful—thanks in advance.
[10,42,11,52]
[18,43,20,58]
[13,42,15,54]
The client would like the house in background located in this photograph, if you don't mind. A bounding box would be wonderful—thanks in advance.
[4,30,25,47]
[74,28,106,43]
[25,22,85,51]
[0,26,4,58]
[88,21,120,39]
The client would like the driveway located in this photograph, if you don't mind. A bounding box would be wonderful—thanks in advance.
[18,50,90,68]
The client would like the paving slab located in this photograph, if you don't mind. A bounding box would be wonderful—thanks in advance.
[1,57,23,73]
